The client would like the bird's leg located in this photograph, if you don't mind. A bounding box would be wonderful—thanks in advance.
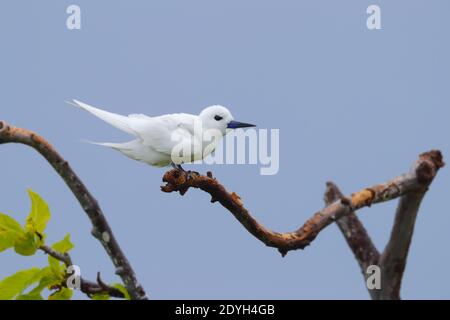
[177,164,197,180]
[171,162,186,172]
[170,163,199,180]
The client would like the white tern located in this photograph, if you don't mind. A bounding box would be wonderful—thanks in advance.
[71,100,255,169]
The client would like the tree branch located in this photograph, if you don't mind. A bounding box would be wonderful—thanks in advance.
[1,119,444,300]
[161,150,444,258]
[39,245,73,267]
[323,182,380,299]
[0,121,147,300]
[374,191,425,300]
[39,246,125,299]
[374,152,444,299]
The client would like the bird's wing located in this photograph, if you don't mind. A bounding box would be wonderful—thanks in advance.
[128,113,198,155]
[71,100,198,156]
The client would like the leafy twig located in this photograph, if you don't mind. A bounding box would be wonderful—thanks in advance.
[39,245,124,299]
[0,121,147,300]
[39,245,73,267]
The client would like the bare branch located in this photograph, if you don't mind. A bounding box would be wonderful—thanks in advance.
[370,152,444,299]
[374,191,425,300]
[161,151,444,257]
[0,121,147,300]
[324,182,380,299]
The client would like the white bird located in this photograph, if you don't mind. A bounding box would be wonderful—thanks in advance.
[70,100,255,169]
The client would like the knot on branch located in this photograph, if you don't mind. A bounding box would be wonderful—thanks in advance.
[420,150,445,169]
[161,169,201,195]
[161,170,243,208]
[0,121,10,136]
[417,150,445,185]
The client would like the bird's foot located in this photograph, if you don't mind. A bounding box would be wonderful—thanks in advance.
[170,163,198,180]
[171,163,185,171]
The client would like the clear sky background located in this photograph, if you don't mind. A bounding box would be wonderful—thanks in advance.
[0,1,449,299]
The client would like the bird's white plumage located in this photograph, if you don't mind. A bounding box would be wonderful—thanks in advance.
[71,100,238,167]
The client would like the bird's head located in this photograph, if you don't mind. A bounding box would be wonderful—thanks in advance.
[199,105,256,134]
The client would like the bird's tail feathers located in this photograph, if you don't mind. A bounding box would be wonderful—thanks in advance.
[68,99,136,136]
[82,140,131,150]
[83,139,159,164]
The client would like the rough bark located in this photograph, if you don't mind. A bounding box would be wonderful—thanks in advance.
[323,182,380,299]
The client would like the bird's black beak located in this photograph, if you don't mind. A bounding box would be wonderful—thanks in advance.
[227,120,256,129]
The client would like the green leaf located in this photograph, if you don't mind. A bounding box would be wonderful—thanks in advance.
[15,267,63,300]
[16,292,44,300]
[0,213,23,234]
[14,231,39,256]
[48,287,73,300]
[25,189,51,236]
[92,293,110,300]
[112,283,131,300]
[48,257,65,278]
[52,234,74,254]
[12,190,52,256]
[0,267,42,300]
[48,234,74,275]
[0,213,25,252]
[26,267,61,296]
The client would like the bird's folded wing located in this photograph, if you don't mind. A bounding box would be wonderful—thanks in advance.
[128,113,198,155]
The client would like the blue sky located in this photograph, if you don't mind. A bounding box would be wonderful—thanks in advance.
[0,0,449,299]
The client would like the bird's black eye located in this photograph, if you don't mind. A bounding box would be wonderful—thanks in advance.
[214,115,223,121]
